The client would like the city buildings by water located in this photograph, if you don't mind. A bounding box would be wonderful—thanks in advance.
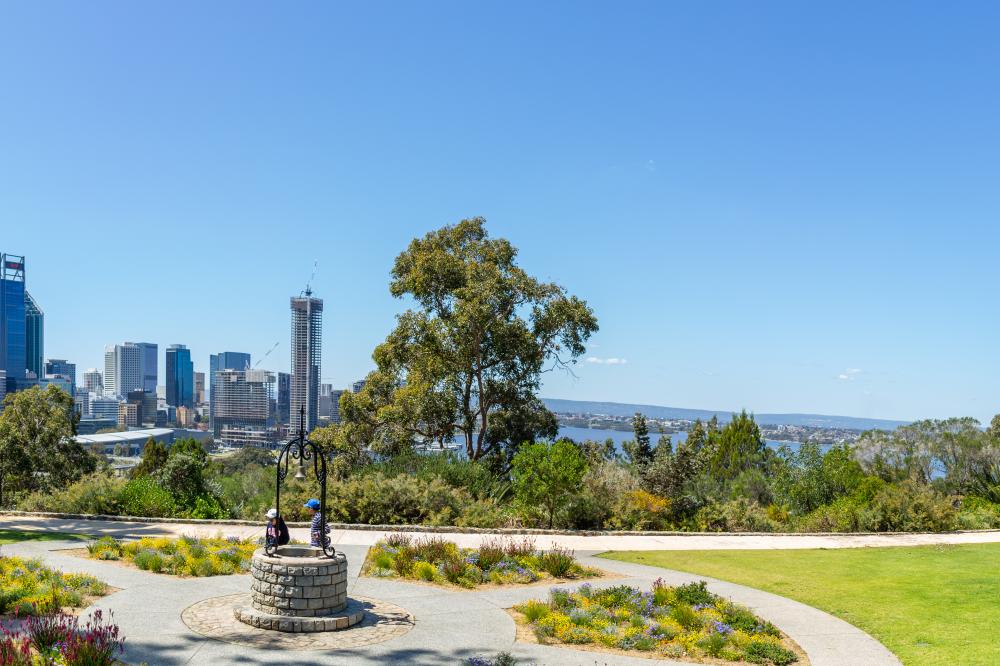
[165,344,194,408]
[290,290,322,432]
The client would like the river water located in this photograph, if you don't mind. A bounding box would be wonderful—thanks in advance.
[557,425,798,451]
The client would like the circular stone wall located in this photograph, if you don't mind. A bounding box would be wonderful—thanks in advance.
[235,546,362,633]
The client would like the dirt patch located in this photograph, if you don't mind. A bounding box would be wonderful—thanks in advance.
[507,609,810,665]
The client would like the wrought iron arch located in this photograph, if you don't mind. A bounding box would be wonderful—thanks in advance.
[269,406,335,557]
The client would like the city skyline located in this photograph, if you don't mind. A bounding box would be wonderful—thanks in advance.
[3,4,1000,422]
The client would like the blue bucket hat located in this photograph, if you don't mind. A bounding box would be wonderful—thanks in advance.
[303,498,321,510]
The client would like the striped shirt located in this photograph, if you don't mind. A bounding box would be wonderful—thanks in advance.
[310,512,327,547]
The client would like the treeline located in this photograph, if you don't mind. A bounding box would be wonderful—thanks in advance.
[4,220,998,532]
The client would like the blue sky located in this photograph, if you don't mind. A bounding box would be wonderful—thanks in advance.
[2,2,999,422]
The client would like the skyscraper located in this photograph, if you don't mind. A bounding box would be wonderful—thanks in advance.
[83,368,103,395]
[44,359,76,395]
[136,342,158,393]
[213,369,276,447]
[209,351,251,430]
[104,343,141,398]
[194,371,205,405]
[290,290,323,432]
[276,371,290,425]
[0,254,27,394]
[24,291,43,380]
[165,344,194,408]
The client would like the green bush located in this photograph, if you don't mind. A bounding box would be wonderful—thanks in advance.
[17,473,125,515]
[799,480,957,532]
[133,550,164,572]
[696,498,779,532]
[413,561,437,581]
[955,497,1000,529]
[744,638,798,665]
[118,477,176,517]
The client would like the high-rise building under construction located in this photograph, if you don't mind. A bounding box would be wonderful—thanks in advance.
[290,289,322,433]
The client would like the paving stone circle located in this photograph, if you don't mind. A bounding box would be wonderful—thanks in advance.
[182,593,414,650]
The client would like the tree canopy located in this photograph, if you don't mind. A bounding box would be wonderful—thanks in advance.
[342,218,598,460]
[0,385,96,507]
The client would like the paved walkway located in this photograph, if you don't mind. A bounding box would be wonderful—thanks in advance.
[2,528,904,665]
[4,513,999,551]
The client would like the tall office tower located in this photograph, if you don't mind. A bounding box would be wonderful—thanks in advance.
[83,368,102,394]
[209,351,251,429]
[104,343,141,398]
[351,379,366,394]
[329,389,344,424]
[318,383,334,419]
[165,344,194,408]
[212,369,276,447]
[136,342,157,393]
[24,292,43,380]
[0,370,6,407]
[276,372,290,425]
[0,254,27,394]
[44,359,76,395]
[290,290,322,432]
[194,371,205,405]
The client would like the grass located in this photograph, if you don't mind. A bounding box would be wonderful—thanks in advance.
[601,544,1000,666]
[0,529,90,545]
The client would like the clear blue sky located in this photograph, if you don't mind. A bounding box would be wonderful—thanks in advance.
[2,2,998,422]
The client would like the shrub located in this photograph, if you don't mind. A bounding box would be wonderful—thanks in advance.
[0,632,31,666]
[744,637,798,665]
[59,609,124,666]
[26,614,76,652]
[413,561,437,582]
[476,538,507,570]
[674,580,714,606]
[519,600,550,622]
[504,537,536,559]
[17,473,125,515]
[118,477,176,517]
[696,498,778,532]
[133,550,164,573]
[539,546,576,578]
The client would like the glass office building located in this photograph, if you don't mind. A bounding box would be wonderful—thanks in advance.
[0,254,27,394]
[165,344,194,408]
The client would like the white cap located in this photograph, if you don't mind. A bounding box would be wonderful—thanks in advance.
[266,508,278,519]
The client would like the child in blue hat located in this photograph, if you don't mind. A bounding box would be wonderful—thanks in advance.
[304,498,329,548]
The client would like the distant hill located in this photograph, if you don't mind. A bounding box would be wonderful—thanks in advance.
[542,398,909,431]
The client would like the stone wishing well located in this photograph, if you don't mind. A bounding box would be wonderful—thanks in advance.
[234,545,364,633]
[233,407,363,633]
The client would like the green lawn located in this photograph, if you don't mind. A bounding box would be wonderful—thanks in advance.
[601,544,1000,666]
[0,529,90,545]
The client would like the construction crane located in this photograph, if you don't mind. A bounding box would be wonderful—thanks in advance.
[301,260,318,297]
[253,341,280,369]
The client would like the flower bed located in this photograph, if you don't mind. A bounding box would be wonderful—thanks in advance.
[85,535,256,577]
[513,579,800,665]
[0,609,124,666]
[362,535,599,588]
[0,555,108,617]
